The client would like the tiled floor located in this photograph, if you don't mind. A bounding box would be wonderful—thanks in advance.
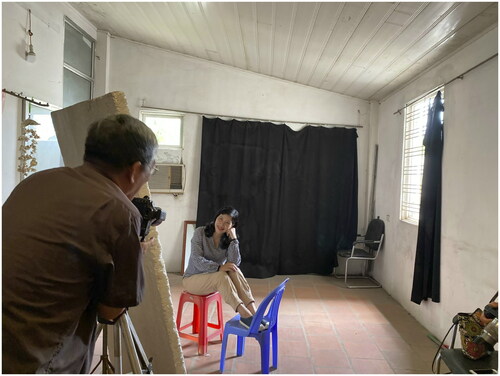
[168,273,445,374]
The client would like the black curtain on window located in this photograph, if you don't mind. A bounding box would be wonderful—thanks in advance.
[411,91,444,304]
[196,117,358,278]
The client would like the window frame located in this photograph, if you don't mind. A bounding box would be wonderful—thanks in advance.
[400,87,444,225]
[63,17,95,107]
[139,109,184,149]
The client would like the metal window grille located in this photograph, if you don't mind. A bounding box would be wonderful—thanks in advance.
[400,88,444,224]
[139,110,184,148]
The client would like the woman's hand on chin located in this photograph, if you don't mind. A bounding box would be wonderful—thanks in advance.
[226,227,237,239]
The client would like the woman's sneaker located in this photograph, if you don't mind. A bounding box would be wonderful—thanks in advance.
[261,318,270,330]
[240,316,266,331]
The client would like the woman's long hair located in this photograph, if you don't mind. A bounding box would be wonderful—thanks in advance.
[204,206,239,249]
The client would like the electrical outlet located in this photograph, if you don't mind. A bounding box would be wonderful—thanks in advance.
[386,214,390,222]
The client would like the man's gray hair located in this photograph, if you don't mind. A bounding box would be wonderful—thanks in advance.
[84,114,158,169]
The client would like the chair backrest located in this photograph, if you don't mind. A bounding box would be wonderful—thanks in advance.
[248,278,290,334]
[365,217,385,250]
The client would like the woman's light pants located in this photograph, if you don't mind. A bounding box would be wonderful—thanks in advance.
[182,269,254,311]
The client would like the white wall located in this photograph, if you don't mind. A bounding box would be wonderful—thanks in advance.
[107,36,371,272]
[373,27,498,340]
[2,2,96,202]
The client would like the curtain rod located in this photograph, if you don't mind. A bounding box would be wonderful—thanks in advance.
[2,88,49,107]
[141,105,363,129]
[393,53,498,115]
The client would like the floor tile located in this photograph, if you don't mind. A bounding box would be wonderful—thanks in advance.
[373,335,412,351]
[350,358,394,374]
[335,323,374,343]
[309,348,350,368]
[307,334,342,351]
[274,355,314,374]
[343,341,385,359]
[301,311,331,323]
[363,322,403,338]
[278,326,306,341]
[314,366,354,374]
[279,339,310,357]
[382,349,430,372]
[302,321,335,336]
[294,287,320,299]
[232,361,266,374]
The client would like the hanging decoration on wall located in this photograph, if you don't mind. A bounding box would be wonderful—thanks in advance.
[17,118,40,178]
[25,9,36,62]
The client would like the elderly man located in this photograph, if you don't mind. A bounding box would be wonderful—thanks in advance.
[3,114,158,373]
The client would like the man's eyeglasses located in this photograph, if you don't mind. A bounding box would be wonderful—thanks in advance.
[145,162,159,176]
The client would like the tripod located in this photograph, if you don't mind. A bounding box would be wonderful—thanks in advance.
[91,312,153,374]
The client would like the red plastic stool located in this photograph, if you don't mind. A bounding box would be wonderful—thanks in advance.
[176,291,224,355]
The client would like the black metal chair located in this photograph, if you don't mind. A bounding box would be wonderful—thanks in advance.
[333,217,385,288]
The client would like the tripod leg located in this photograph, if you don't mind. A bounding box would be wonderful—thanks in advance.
[114,322,122,373]
[96,323,104,338]
[118,314,143,374]
[125,313,153,373]
[92,325,115,374]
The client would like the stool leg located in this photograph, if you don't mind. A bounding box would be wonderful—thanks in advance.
[193,303,199,334]
[217,298,224,340]
[176,300,184,331]
[198,300,208,355]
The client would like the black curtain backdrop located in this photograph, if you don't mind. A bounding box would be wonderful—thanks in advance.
[411,91,444,304]
[196,117,358,278]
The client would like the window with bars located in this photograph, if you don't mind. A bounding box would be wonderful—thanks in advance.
[400,88,444,224]
[139,109,184,164]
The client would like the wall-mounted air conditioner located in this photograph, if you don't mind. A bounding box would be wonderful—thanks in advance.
[149,164,185,194]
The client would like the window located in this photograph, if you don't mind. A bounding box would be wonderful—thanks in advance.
[139,110,184,164]
[63,19,94,107]
[400,88,444,224]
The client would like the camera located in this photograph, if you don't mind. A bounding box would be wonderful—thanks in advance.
[132,196,166,241]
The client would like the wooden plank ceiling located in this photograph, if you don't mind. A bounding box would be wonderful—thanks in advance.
[72,2,498,101]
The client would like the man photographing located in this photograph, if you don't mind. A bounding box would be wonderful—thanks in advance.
[2,114,158,373]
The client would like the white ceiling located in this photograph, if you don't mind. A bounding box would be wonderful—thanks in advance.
[72,2,498,101]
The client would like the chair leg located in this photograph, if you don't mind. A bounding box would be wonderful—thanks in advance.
[220,331,229,373]
[344,258,350,287]
[333,266,340,278]
[435,351,442,374]
[344,258,382,289]
[271,326,278,369]
[259,333,270,374]
[236,336,245,356]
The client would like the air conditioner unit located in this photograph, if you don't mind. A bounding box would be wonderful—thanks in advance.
[149,164,185,194]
